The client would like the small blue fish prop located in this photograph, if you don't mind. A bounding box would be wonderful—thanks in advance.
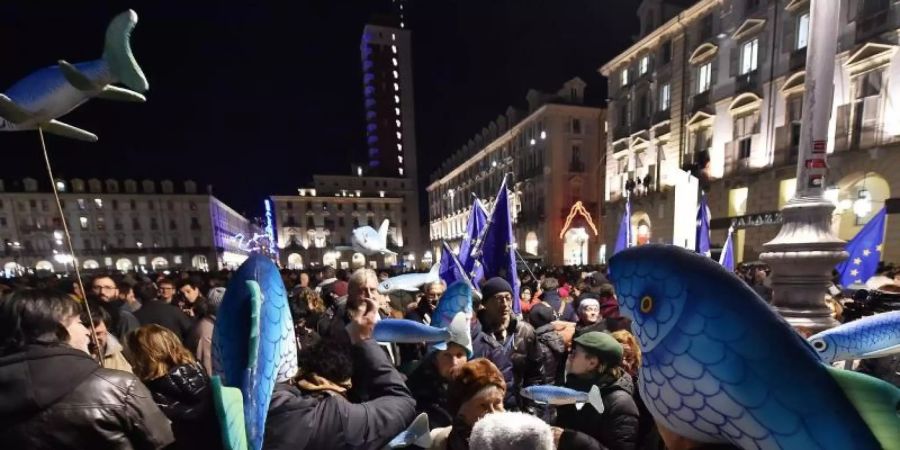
[808,310,900,363]
[0,10,148,142]
[378,263,441,294]
[429,281,474,356]
[387,413,432,448]
[520,385,603,412]
[213,254,297,450]
[610,245,900,450]
[374,313,468,344]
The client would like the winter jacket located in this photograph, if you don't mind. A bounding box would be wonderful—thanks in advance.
[471,313,543,409]
[541,290,577,322]
[405,353,453,428]
[533,323,567,385]
[263,339,416,450]
[555,371,639,450]
[857,354,900,387]
[104,299,142,340]
[401,302,434,364]
[145,362,223,450]
[574,320,609,338]
[186,316,215,375]
[134,300,193,342]
[102,334,134,373]
[0,344,174,449]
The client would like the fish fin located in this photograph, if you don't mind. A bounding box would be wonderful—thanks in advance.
[401,287,421,292]
[0,94,32,124]
[575,402,585,411]
[58,60,100,91]
[826,365,900,450]
[246,280,262,371]
[860,343,900,359]
[378,219,390,245]
[588,385,605,414]
[103,10,148,92]
[42,120,98,142]
[388,413,431,448]
[98,85,146,102]
[211,376,249,450]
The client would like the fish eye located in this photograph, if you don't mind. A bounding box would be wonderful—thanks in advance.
[811,339,827,352]
[640,296,653,314]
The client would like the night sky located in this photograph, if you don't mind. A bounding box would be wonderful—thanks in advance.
[0,0,639,218]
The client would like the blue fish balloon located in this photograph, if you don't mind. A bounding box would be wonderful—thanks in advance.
[213,254,297,450]
[430,281,474,356]
[609,245,900,450]
[0,10,148,142]
[808,310,900,363]
[373,315,466,344]
[520,385,604,412]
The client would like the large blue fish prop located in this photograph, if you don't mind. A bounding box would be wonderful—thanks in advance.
[609,245,900,450]
[213,254,298,450]
[808,310,900,364]
[377,263,441,294]
[0,10,149,142]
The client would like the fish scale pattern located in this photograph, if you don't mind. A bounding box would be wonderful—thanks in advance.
[431,282,473,329]
[213,254,297,450]
[609,245,882,450]
[808,310,900,363]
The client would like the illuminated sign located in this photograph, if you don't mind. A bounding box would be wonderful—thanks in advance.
[264,199,277,254]
[559,201,599,239]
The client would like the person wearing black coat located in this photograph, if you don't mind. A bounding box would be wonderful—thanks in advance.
[133,282,193,342]
[527,303,567,386]
[405,340,469,429]
[0,289,174,449]
[264,297,416,450]
[556,332,639,450]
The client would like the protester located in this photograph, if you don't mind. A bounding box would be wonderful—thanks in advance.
[0,289,174,449]
[316,279,349,338]
[187,286,225,375]
[406,335,471,428]
[81,301,133,373]
[527,302,566,386]
[471,277,543,410]
[288,286,323,352]
[612,330,661,450]
[118,280,142,313]
[402,280,447,363]
[556,332,639,450]
[429,358,506,450]
[468,411,554,450]
[177,276,207,317]
[264,297,416,449]
[91,273,141,339]
[573,294,607,337]
[127,324,223,450]
[157,278,178,304]
[519,287,538,314]
[134,281,193,342]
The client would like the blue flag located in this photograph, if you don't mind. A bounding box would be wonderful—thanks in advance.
[836,208,887,287]
[719,227,735,271]
[438,241,467,286]
[478,178,522,313]
[696,193,711,256]
[614,196,631,255]
[459,198,488,286]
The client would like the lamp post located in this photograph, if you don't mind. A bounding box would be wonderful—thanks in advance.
[760,0,843,333]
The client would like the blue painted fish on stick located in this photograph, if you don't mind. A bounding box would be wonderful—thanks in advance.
[374,313,468,344]
[520,385,604,412]
[609,244,900,450]
[808,310,900,363]
[0,10,148,142]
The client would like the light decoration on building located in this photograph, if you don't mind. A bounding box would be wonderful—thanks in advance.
[265,199,278,257]
[558,201,599,239]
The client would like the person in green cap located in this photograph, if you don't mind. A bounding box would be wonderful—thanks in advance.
[555,331,639,450]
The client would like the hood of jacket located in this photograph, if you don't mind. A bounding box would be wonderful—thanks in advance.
[534,323,566,354]
[0,345,99,423]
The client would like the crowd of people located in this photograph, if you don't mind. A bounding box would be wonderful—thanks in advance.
[0,257,897,450]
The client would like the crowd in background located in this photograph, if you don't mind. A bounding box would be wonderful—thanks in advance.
[0,257,898,450]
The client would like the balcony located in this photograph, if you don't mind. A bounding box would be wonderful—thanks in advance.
[789,48,807,71]
[652,109,670,125]
[691,91,711,113]
[735,70,759,94]
[857,9,890,42]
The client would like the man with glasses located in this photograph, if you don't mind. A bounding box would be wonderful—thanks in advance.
[90,274,140,340]
[157,279,177,304]
[400,280,447,364]
[134,280,193,342]
[471,277,543,410]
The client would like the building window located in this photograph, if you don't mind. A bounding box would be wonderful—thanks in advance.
[738,137,752,159]
[112,199,118,210]
[150,218,159,230]
[80,217,89,230]
[148,201,155,211]
[796,12,810,50]
[132,217,141,230]
[190,218,201,230]
[572,118,582,134]
[339,217,345,227]
[659,83,671,111]
[96,217,105,231]
[94,198,103,209]
[167,200,174,210]
[130,199,136,210]
[734,113,759,160]
[77,199,86,210]
[190,202,197,211]
[662,40,672,64]
[0,217,6,227]
[740,38,759,75]
[639,55,649,75]
[84,239,92,250]
[621,68,629,86]
[697,63,712,93]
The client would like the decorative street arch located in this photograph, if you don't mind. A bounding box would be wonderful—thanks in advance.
[559,201,599,239]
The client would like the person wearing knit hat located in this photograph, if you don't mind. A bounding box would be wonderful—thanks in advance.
[428,358,506,450]
[556,331,639,450]
[471,277,542,410]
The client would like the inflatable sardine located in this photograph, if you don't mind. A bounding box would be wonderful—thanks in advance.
[808,310,900,363]
[213,254,297,450]
[610,245,900,450]
[0,10,148,142]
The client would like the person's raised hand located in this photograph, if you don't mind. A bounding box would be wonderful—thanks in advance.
[345,297,379,345]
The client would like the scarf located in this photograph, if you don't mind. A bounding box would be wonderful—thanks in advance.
[295,374,352,397]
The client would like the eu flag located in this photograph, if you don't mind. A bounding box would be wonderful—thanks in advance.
[438,241,467,286]
[614,196,631,255]
[459,198,488,286]
[719,226,735,271]
[836,208,887,287]
[696,193,711,256]
[478,178,522,313]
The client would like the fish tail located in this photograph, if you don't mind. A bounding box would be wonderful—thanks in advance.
[588,385,604,414]
[102,10,148,92]
[826,365,900,450]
